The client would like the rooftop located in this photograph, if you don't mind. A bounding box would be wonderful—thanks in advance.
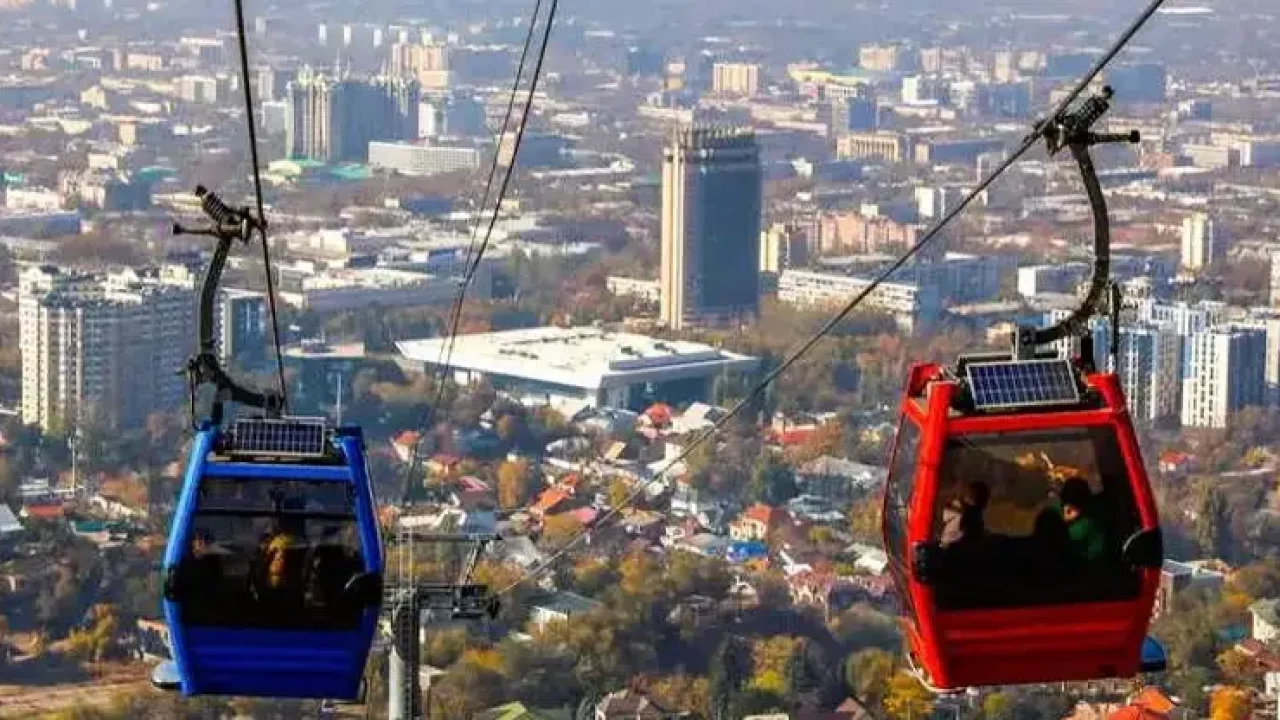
[397,326,758,392]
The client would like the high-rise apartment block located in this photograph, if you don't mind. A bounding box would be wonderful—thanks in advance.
[711,62,760,97]
[390,42,450,89]
[286,68,421,163]
[19,265,196,433]
[660,127,762,330]
[1181,325,1267,428]
[1180,212,1220,270]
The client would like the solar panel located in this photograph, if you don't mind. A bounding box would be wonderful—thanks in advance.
[965,358,1081,411]
[229,417,330,457]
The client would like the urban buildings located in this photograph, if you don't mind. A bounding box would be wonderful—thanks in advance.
[1181,212,1220,270]
[19,265,196,433]
[285,68,421,163]
[367,141,481,176]
[389,41,450,89]
[1181,325,1267,429]
[216,289,267,371]
[776,269,941,333]
[711,62,760,97]
[396,326,760,412]
[659,127,762,330]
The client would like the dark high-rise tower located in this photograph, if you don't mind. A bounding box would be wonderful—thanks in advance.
[660,127,763,330]
[286,68,420,162]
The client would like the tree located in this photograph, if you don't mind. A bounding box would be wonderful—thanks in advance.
[845,648,896,709]
[1218,648,1262,687]
[785,638,842,710]
[1194,482,1232,559]
[848,495,881,543]
[748,453,798,506]
[541,513,585,549]
[1209,687,1251,720]
[882,671,933,720]
[982,692,1012,720]
[497,459,533,509]
[708,637,749,720]
[647,674,710,718]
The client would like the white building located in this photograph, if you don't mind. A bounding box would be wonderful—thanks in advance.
[1181,325,1267,428]
[1136,299,1227,337]
[711,62,760,97]
[279,266,480,313]
[178,75,218,104]
[396,326,759,412]
[606,276,660,304]
[1181,212,1219,270]
[776,269,941,332]
[1017,262,1090,298]
[19,265,196,433]
[367,141,481,177]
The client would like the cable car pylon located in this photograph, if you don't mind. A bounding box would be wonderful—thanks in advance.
[384,522,499,720]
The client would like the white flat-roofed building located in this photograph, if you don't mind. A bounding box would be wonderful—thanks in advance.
[280,266,479,313]
[776,269,940,332]
[368,141,481,176]
[396,326,760,412]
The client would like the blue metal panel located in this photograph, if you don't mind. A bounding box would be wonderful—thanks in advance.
[162,424,218,696]
[338,428,384,577]
[202,462,351,482]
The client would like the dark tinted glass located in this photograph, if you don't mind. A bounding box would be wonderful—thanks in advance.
[930,426,1142,610]
[179,478,367,630]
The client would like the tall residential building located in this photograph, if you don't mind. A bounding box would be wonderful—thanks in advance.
[711,62,760,97]
[1050,317,1182,424]
[1241,311,1280,406]
[390,42,450,89]
[1113,324,1183,423]
[1180,212,1219,270]
[660,127,762,330]
[19,265,196,433]
[1136,299,1227,337]
[1181,325,1267,428]
[286,68,421,162]
[1270,250,1280,307]
[217,288,267,371]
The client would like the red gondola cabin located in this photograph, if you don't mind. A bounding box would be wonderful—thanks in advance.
[881,356,1164,691]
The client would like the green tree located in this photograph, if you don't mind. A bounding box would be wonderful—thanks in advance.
[1194,481,1232,559]
[748,452,798,506]
[708,636,749,720]
[845,648,896,708]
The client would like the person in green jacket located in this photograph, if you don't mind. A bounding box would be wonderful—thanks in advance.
[1060,477,1108,563]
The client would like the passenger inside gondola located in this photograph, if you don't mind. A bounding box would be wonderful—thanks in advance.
[931,427,1142,610]
[179,479,367,630]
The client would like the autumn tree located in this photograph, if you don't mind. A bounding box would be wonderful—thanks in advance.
[497,459,533,509]
[845,647,896,708]
[1209,686,1251,720]
[882,670,934,720]
[541,513,586,549]
[647,674,711,717]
